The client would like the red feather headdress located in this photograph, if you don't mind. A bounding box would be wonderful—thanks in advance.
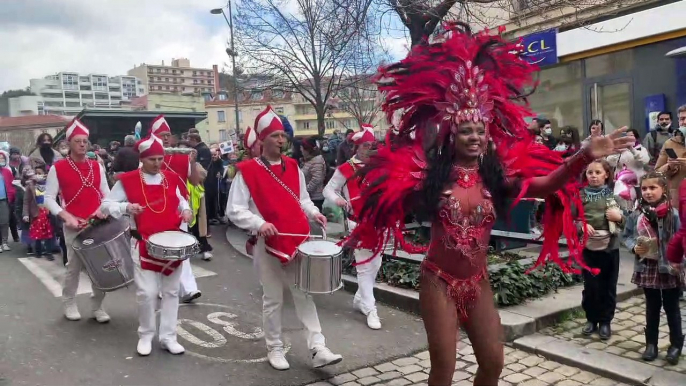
[346,23,592,275]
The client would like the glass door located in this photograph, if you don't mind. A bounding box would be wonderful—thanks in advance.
[587,80,633,135]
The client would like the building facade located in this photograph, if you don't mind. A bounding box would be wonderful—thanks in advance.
[465,0,685,138]
[8,72,144,117]
[128,58,220,96]
[0,115,72,153]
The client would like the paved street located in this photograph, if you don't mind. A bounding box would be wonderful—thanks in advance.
[304,337,622,386]
[541,296,686,374]
[0,226,427,386]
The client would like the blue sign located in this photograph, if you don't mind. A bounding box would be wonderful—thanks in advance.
[521,29,558,67]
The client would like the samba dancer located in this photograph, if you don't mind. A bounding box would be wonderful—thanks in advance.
[227,106,342,371]
[323,124,381,330]
[101,134,193,356]
[345,24,633,385]
[45,118,111,322]
[150,115,201,303]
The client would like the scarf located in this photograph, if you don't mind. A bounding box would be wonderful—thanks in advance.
[582,185,611,203]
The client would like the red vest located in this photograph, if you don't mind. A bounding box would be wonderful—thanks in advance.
[119,170,183,275]
[53,158,103,220]
[162,154,190,198]
[237,157,310,263]
[338,160,364,220]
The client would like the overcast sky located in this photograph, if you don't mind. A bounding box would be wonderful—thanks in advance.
[0,0,409,92]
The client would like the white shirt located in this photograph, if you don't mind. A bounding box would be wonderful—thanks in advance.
[226,160,319,233]
[323,156,362,228]
[45,161,110,216]
[606,145,651,180]
[100,172,190,219]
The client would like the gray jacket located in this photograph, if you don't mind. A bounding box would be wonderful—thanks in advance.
[623,208,680,274]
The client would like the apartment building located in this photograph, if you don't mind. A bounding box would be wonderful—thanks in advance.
[461,0,685,137]
[8,72,144,116]
[128,58,220,96]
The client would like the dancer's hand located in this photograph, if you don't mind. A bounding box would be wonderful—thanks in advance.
[314,213,327,228]
[127,203,144,215]
[258,222,278,237]
[605,208,622,222]
[586,126,634,158]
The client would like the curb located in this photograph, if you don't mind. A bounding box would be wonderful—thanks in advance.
[514,334,686,386]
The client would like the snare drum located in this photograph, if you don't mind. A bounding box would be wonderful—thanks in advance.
[72,217,134,292]
[294,240,343,295]
[146,231,199,260]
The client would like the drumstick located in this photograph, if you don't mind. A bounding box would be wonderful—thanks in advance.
[277,233,324,239]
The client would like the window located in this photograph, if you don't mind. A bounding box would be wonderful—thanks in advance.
[148,68,154,73]
[585,50,633,79]
[62,74,78,90]
[92,75,107,91]
[302,121,310,130]
[165,86,170,90]
[272,90,284,99]
[275,107,284,114]
[218,111,226,122]
[218,93,228,101]
[172,70,177,74]
[156,69,161,73]
[200,80,205,84]
[528,61,583,135]
[164,69,169,73]
[219,129,228,141]
[251,92,263,100]
[165,78,169,82]
[193,71,197,76]
[193,79,198,84]
[326,120,336,129]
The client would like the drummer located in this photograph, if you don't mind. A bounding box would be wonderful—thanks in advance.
[227,105,343,371]
[150,115,201,303]
[44,118,111,323]
[101,134,193,356]
[322,124,381,330]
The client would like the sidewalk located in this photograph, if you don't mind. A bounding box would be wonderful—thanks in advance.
[511,295,686,385]
[225,226,640,341]
[304,335,622,386]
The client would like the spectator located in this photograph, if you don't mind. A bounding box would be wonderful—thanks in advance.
[188,163,213,261]
[527,118,544,145]
[23,165,55,260]
[55,140,69,158]
[336,129,355,166]
[607,129,650,212]
[8,147,28,179]
[111,135,139,174]
[28,133,62,171]
[0,151,16,251]
[538,119,557,150]
[16,170,31,254]
[301,137,326,211]
[205,148,225,225]
[644,111,674,165]
[188,133,212,171]
[554,126,581,157]
[655,106,686,207]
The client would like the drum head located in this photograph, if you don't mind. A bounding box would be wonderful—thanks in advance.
[148,231,197,247]
[298,241,341,256]
[74,217,130,249]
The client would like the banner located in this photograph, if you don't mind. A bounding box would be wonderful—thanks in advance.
[218,141,235,155]
[521,29,558,67]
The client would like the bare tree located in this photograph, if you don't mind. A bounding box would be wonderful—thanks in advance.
[327,74,382,131]
[234,0,383,136]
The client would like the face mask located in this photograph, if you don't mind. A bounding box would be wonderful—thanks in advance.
[35,175,45,182]
[542,128,552,136]
[660,121,671,128]
[0,162,5,167]
[59,149,69,156]
[41,142,52,149]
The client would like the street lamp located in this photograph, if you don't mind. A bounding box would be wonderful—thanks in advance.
[211,3,241,137]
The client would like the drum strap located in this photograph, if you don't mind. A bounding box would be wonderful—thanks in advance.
[255,158,302,207]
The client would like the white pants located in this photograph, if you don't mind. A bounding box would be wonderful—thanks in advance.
[62,226,106,309]
[255,238,326,350]
[179,259,198,297]
[354,250,382,314]
[133,246,183,343]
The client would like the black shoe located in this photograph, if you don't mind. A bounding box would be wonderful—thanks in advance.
[642,344,658,361]
[666,345,683,365]
[582,322,597,336]
[599,324,612,340]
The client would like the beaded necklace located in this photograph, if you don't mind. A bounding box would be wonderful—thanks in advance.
[453,165,480,189]
[64,156,101,208]
[139,170,168,214]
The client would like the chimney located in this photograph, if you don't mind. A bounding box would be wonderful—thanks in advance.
[213,65,220,94]
[162,60,165,66]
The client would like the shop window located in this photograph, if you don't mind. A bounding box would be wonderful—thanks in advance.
[528,61,584,135]
[585,50,633,79]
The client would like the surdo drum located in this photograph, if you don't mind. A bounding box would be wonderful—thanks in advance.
[146,231,200,261]
[294,240,344,295]
[72,217,134,292]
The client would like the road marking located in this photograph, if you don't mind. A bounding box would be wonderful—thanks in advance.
[19,256,217,297]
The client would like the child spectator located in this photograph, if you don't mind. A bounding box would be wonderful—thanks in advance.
[624,171,683,364]
[23,166,55,260]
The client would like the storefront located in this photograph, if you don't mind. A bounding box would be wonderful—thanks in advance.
[521,1,686,139]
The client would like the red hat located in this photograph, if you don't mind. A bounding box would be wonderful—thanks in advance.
[351,124,375,145]
[135,135,164,159]
[66,118,89,141]
[253,106,284,140]
[243,126,257,150]
[150,115,171,136]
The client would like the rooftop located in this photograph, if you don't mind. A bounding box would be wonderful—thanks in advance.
[0,115,72,130]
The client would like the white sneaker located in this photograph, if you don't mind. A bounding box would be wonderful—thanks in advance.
[160,340,185,355]
[366,308,381,330]
[92,309,111,323]
[63,302,81,321]
[267,348,290,370]
[202,252,213,261]
[2,244,10,251]
[311,346,343,368]
[182,291,201,304]
[137,339,152,356]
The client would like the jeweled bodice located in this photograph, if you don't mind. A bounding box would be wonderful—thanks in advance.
[427,167,496,279]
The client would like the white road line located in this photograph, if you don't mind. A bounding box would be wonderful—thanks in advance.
[17,258,63,298]
[190,264,217,279]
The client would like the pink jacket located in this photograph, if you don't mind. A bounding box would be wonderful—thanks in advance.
[667,179,686,264]
[0,167,16,203]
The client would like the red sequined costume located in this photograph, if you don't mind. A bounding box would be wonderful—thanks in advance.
[345,23,594,318]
